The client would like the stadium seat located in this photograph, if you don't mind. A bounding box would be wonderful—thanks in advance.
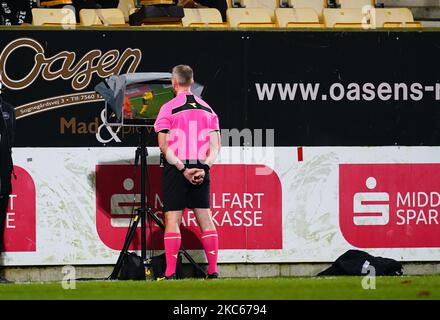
[237,0,278,21]
[275,8,323,28]
[137,23,183,28]
[337,0,374,9]
[79,9,126,26]
[39,0,73,7]
[31,8,76,26]
[182,8,225,27]
[370,8,421,28]
[323,8,370,28]
[227,8,275,27]
[287,0,327,20]
[140,0,174,4]
[118,0,136,22]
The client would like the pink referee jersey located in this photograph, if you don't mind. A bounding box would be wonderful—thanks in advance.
[154,91,220,161]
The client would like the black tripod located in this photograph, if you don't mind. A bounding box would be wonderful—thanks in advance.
[109,127,207,280]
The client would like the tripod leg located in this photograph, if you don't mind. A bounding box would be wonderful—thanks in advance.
[109,213,141,280]
[179,248,207,278]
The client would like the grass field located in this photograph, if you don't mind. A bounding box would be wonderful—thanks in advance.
[0,276,439,300]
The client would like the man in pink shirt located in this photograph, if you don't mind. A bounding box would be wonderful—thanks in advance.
[154,65,221,280]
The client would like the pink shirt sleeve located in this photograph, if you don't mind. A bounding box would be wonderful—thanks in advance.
[210,112,220,131]
[154,105,171,133]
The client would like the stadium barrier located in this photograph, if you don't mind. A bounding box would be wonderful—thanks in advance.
[1,29,440,267]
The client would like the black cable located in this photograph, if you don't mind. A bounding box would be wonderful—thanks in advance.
[144,126,158,260]
[145,145,154,260]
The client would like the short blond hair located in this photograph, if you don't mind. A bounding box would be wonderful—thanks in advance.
[172,65,194,87]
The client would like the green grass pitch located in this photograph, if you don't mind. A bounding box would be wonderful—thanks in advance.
[0,276,439,300]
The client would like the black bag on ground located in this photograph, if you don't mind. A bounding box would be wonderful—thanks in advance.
[149,253,184,279]
[117,252,184,280]
[118,252,146,280]
[318,250,403,276]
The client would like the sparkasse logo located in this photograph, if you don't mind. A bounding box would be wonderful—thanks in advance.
[95,164,283,251]
[340,164,440,248]
[353,177,390,226]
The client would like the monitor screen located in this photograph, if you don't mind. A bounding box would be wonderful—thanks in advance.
[99,76,204,127]
[122,82,175,127]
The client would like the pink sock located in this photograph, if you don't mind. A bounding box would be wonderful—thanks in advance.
[164,232,181,277]
[201,231,219,274]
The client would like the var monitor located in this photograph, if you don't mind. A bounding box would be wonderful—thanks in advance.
[106,81,175,127]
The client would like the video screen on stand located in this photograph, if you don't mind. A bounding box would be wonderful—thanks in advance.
[123,82,175,127]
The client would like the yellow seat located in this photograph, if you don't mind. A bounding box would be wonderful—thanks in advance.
[31,8,76,26]
[275,8,323,28]
[118,0,136,23]
[135,22,183,28]
[39,0,72,6]
[238,0,278,21]
[227,8,274,27]
[337,0,374,9]
[140,0,174,4]
[371,8,421,28]
[287,0,327,20]
[79,9,126,26]
[323,8,370,28]
[383,21,421,28]
[182,8,225,27]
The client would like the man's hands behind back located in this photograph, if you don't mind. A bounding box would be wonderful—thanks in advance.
[183,168,205,185]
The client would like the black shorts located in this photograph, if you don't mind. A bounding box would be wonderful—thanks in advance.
[163,160,210,212]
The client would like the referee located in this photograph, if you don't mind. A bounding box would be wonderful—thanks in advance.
[154,65,221,280]
[0,74,15,283]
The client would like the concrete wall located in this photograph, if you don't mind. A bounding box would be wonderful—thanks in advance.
[2,263,440,282]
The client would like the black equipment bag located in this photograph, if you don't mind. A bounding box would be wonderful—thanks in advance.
[129,5,184,26]
[318,250,404,276]
[149,253,184,279]
[117,252,184,280]
[118,252,146,280]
